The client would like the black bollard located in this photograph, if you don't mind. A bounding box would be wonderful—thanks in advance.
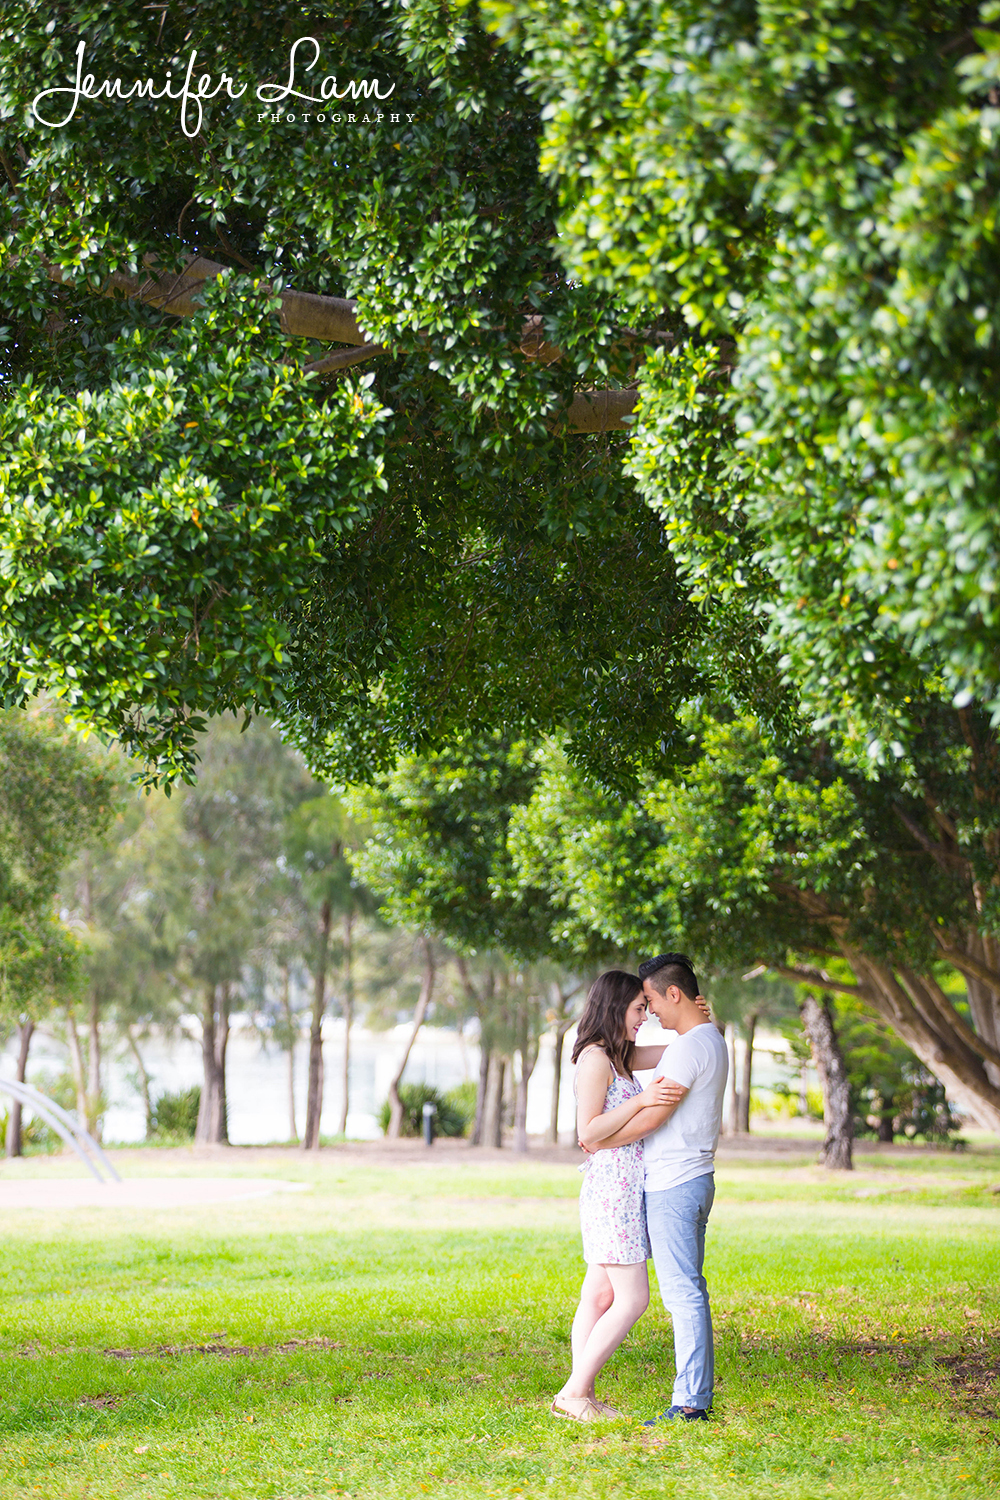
[422,1100,436,1146]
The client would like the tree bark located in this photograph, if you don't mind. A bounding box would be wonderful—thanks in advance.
[65,1009,88,1122]
[303,897,333,1151]
[482,1053,506,1148]
[337,910,355,1137]
[549,1027,567,1146]
[386,937,435,1139]
[767,894,1000,1133]
[86,985,102,1140]
[512,1001,540,1154]
[547,981,577,1147]
[125,1025,153,1140]
[5,1018,34,1158]
[280,964,298,1143]
[738,1012,758,1134]
[213,981,231,1145]
[723,1022,739,1135]
[841,945,1000,1133]
[455,956,495,1148]
[195,982,226,1144]
[799,994,853,1170]
[471,1037,490,1147]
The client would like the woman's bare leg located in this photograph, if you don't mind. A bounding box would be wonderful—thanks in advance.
[559,1262,650,1402]
[569,1265,615,1397]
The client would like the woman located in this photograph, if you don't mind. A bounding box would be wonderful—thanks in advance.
[551,969,683,1422]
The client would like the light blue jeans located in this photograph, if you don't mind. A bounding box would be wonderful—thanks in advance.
[645,1172,715,1410]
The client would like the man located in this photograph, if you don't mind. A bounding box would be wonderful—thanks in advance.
[600,952,728,1422]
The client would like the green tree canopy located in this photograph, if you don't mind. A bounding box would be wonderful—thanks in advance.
[510,724,1000,1132]
[1,0,699,789]
[0,707,118,1024]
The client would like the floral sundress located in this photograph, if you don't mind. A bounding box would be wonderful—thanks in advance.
[578,1068,651,1265]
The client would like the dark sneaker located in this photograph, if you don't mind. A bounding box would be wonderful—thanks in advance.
[643,1405,710,1426]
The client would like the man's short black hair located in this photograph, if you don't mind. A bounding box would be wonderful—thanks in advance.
[638,952,700,1001]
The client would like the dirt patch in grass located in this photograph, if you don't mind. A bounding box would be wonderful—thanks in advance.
[936,1350,1000,1419]
[78,1393,122,1410]
[101,1335,345,1359]
[730,1326,999,1419]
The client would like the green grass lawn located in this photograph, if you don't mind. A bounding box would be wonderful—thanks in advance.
[1,1141,998,1499]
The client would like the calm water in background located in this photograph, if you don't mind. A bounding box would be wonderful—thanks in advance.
[1,1020,795,1145]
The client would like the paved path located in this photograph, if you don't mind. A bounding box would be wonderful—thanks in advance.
[0,1178,310,1210]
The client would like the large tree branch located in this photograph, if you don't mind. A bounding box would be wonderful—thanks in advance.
[936,941,1000,993]
[749,962,871,1000]
[46,254,642,432]
[892,802,972,871]
[900,967,1000,1070]
[304,342,384,375]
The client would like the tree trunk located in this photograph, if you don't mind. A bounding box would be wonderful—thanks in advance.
[876,1106,895,1143]
[5,1018,34,1158]
[86,985,102,1140]
[303,897,333,1151]
[950,929,1000,1089]
[800,994,853,1170]
[547,981,577,1147]
[471,1038,490,1147]
[482,1053,506,1148]
[125,1025,153,1140]
[798,1060,810,1117]
[723,1022,739,1135]
[280,964,298,1143]
[841,944,1000,1133]
[550,1023,572,1146]
[386,937,435,1139]
[337,910,355,1137]
[456,957,493,1148]
[213,981,231,1145]
[65,1009,88,1122]
[513,1001,540,1154]
[194,978,218,1140]
[738,1012,758,1134]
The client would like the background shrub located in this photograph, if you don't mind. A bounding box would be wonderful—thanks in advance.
[377,1083,473,1138]
[151,1086,201,1139]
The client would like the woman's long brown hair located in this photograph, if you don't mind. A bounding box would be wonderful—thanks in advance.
[571,970,643,1081]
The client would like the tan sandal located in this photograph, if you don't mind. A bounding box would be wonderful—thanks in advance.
[550,1395,603,1423]
[591,1400,623,1418]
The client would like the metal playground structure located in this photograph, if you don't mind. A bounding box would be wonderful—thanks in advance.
[0,1077,121,1183]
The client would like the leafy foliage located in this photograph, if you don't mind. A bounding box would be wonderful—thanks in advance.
[150,1084,201,1139]
[1,0,694,789]
[0,706,119,1021]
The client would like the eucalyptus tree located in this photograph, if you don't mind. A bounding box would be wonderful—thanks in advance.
[153,716,310,1143]
[280,793,377,1147]
[348,735,611,1144]
[0,707,118,1153]
[59,782,185,1137]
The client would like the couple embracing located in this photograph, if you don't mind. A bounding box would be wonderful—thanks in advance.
[552,953,728,1426]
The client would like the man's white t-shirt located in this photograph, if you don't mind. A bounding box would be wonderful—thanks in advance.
[643,1023,729,1193]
